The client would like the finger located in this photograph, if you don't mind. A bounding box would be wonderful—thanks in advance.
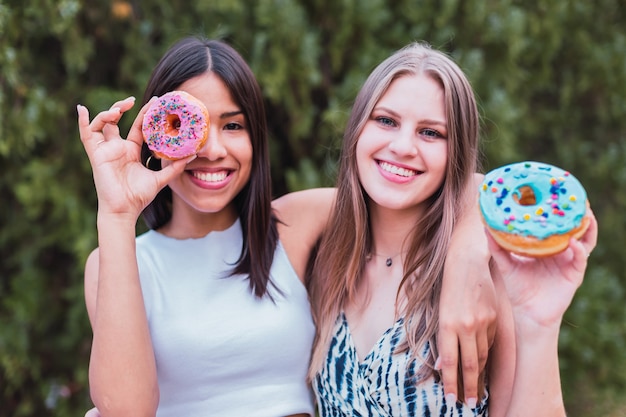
[102,96,136,139]
[475,324,490,372]
[103,122,121,140]
[127,96,158,147]
[77,104,92,145]
[580,207,598,256]
[77,104,108,155]
[567,237,588,283]
[108,96,136,113]
[86,96,136,136]
[87,107,123,135]
[570,234,586,257]
[436,327,459,404]
[458,333,479,405]
[463,325,489,406]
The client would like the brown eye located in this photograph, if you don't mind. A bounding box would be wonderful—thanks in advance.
[224,122,242,131]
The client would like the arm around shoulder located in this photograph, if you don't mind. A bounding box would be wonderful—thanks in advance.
[273,188,336,279]
[438,173,496,404]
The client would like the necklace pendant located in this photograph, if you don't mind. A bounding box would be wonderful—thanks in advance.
[386,257,392,267]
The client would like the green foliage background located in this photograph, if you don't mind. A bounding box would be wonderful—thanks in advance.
[1,0,625,415]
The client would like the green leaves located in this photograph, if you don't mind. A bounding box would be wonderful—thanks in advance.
[1,1,625,415]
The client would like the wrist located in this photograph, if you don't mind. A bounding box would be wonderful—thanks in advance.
[97,211,139,232]
[512,307,563,338]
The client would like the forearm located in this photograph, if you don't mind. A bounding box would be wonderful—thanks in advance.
[483,193,596,417]
[450,173,488,255]
[439,173,495,402]
[89,214,158,417]
[506,318,565,417]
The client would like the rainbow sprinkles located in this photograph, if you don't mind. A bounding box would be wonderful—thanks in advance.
[142,91,209,160]
[478,161,587,240]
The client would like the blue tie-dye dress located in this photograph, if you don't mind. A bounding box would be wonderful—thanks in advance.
[313,313,488,416]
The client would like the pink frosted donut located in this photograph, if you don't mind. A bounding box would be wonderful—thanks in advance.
[142,91,209,160]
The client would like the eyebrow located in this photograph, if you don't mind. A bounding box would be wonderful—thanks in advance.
[220,110,244,119]
[374,106,447,128]
[420,118,447,128]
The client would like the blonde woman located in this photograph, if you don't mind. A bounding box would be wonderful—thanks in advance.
[308,42,597,416]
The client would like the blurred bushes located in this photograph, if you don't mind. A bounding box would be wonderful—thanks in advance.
[1,0,625,415]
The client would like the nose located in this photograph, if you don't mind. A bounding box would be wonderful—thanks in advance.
[387,127,418,157]
[197,126,227,160]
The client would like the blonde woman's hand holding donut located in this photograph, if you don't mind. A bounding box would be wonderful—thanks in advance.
[486,210,598,328]
[77,97,194,220]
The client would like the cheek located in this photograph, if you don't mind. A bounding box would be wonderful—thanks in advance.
[237,142,254,179]
[354,138,372,183]
[435,151,449,187]
[355,129,378,163]
[424,142,448,172]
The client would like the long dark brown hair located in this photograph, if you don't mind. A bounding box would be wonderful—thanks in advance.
[141,36,278,298]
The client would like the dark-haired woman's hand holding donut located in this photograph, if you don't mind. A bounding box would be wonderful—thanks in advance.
[77,97,195,220]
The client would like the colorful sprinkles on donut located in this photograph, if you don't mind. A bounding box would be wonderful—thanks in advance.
[478,161,587,240]
[142,91,209,160]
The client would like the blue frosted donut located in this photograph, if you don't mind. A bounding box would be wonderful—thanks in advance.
[479,161,589,256]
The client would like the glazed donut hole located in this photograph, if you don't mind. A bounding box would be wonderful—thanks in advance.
[142,90,209,160]
[512,185,538,206]
[165,114,182,136]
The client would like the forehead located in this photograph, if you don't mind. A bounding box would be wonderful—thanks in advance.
[178,72,239,112]
[382,73,442,98]
[376,74,446,118]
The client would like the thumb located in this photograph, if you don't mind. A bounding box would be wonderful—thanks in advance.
[153,155,197,190]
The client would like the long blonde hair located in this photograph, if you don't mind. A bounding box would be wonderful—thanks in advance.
[307,42,480,390]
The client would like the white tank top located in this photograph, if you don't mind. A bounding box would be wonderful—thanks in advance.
[136,219,315,417]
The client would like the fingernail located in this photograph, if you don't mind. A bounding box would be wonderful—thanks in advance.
[127,96,136,101]
[445,393,457,404]
[467,397,477,409]
[185,155,197,164]
[434,357,441,370]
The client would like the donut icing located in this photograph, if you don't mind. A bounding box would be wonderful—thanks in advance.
[142,91,209,160]
[479,161,587,240]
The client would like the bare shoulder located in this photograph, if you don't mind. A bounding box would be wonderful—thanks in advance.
[273,188,336,218]
[272,188,337,280]
[273,187,336,242]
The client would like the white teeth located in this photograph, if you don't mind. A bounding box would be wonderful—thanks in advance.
[379,161,416,177]
[192,171,228,182]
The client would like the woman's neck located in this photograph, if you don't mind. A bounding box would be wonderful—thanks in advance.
[159,202,238,239]
[368,203,424,258]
